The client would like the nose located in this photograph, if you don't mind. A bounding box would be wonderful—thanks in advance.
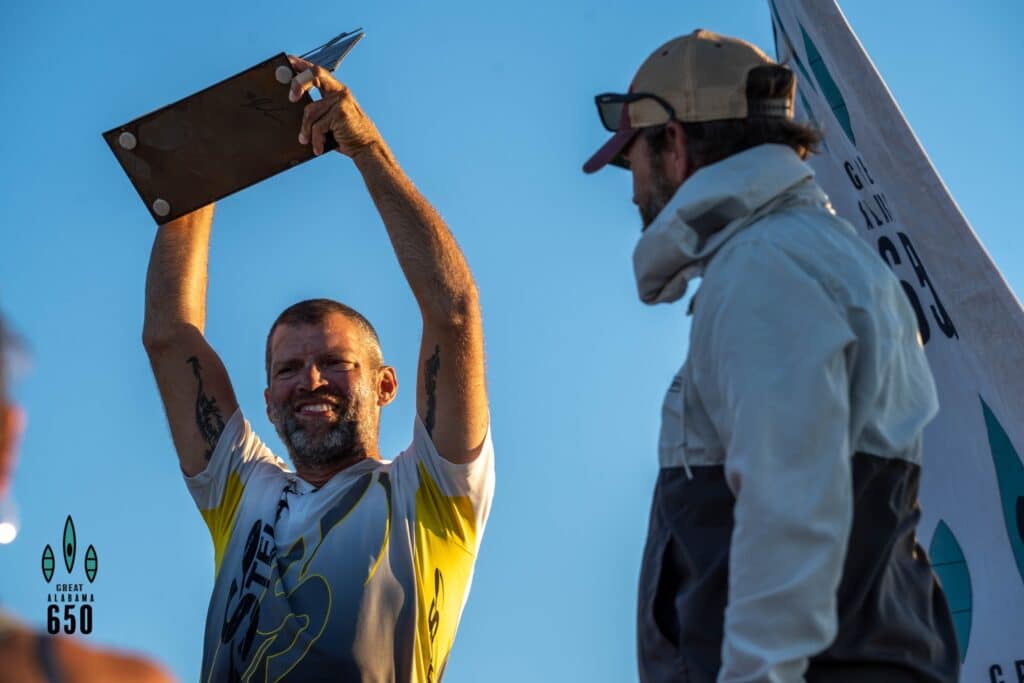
[300,362,329,391]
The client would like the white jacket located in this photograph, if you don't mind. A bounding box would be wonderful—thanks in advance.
[633,145,957,683]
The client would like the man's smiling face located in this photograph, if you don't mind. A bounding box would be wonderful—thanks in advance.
[264,311,384,470]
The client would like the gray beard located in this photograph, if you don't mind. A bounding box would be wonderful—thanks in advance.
[269,393,370,470]
[639,156,680,230]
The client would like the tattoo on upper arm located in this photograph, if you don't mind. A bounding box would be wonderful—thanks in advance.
[187,356,226,461]
[424,345,441,436]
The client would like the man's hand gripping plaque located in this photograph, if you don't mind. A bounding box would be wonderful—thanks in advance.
[288,55,381,158]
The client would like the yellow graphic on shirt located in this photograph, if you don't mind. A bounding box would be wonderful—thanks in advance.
[413,462,478,683]
[201,470,245,574]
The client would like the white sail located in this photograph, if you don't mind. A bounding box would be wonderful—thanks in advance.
[769,0,1024,674]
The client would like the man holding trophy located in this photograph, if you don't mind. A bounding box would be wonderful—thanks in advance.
[142,55,494,681]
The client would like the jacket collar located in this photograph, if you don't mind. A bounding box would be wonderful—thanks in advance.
[632,144,820,304]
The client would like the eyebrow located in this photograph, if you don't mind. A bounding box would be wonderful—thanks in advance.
[271,348,359,372]
[270,357,301,375]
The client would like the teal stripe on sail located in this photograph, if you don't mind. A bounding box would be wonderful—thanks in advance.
[797,89,828,152]
[929,520,972,661]
[799,23,856,146]
[980,397,1024,586]
[767,0,818,95]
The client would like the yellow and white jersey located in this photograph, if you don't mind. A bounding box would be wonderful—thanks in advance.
[184,409,495,682]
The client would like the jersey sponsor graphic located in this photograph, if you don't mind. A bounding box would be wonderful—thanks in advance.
[207,472,392,682]
[771,1,1024,675]
[209,517,334,682]
[213,519,333,682]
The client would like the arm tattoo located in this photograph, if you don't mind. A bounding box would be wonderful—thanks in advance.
[423,345,441,436]
[187,356,226,461]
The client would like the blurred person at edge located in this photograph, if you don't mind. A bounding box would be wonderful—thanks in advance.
[0,314,175,682]
[583,30,959,683]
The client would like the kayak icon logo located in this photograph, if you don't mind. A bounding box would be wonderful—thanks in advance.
[40,515,98,635]
[41,515,98,584]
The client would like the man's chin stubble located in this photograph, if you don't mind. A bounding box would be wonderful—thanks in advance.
[280,418,369,470]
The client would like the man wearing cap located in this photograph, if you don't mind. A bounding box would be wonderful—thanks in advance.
[584,30,959,682]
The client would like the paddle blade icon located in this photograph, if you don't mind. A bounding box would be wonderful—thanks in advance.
[41,544,55,583]
[85,544,98,583]
[63,516,76,573]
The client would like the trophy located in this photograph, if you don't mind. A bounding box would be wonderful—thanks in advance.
[102,29,364,224]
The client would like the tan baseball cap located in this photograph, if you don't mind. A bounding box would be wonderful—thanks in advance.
[583,29,793,173]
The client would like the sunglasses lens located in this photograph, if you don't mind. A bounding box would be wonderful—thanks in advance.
[610,154,631,170]
[597,97,625,132]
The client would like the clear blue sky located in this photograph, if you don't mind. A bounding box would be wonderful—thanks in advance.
[1,1,1021,681]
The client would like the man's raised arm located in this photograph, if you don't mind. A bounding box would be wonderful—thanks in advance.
[290,57,488,465]
[142,205,239,476]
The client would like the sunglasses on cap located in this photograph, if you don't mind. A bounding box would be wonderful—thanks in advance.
[594,92,678,133]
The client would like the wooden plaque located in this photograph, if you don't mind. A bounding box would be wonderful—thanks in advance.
[103,53,335,224]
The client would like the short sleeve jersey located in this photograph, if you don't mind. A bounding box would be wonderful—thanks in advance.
[184,409,495,682]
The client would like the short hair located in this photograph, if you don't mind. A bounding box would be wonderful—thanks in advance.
[265,299,383,384]
[644,64,822,170]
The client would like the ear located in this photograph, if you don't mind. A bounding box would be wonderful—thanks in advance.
[264,387,272,422]
[376,366,398,408]
[662,120,691,186]
[0,404,25,498]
